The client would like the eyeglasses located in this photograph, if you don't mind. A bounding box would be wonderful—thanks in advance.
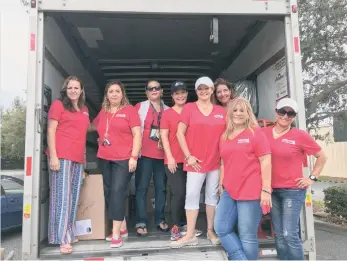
[276,108,297,118]
[146,86,161,92]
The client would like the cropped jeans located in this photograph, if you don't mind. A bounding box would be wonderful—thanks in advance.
[271,188,307,260]
[214,190,262,260]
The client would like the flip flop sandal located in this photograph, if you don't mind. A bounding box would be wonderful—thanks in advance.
[136,226,148,237]
[157,221,169,232]
[71,239,79,244]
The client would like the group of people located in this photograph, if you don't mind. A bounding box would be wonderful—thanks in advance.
[46,75,327,260]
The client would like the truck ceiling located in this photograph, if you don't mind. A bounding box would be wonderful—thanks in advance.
[49,12,282,106]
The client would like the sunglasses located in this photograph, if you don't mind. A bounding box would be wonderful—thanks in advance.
[276,108,297,118]
[146,86,161,92]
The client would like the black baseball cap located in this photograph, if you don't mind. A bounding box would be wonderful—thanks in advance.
[170,81,187,94]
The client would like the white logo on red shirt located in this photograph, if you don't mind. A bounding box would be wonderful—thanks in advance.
[282,139,296,145]
[237,138,250,144]
[83,111,89,116]
[116,114,126,118]
[214,114,224,119]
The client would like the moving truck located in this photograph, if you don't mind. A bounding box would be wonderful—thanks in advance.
[22,0,317,260]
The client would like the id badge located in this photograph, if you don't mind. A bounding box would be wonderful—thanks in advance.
[149,125,159,141]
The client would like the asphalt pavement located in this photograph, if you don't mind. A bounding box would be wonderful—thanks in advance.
[2,223,347,260]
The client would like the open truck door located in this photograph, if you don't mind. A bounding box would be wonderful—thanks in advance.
[22,0,317,260]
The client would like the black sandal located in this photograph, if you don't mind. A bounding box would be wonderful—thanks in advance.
[136,226,148,237]
[157,221,169,232]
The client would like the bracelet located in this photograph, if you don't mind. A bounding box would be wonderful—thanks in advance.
[262,189,272,195]
[130,155,138,161]
[185,154,191,161]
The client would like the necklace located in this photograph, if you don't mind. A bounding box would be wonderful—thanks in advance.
[273,126,290,137]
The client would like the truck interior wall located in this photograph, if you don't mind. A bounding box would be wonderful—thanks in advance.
[221,21,285,82]
[257,57,284,120]
[220,20,285,121]
[40,16,100,242]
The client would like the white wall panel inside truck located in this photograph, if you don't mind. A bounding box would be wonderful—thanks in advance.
[221,21,285,81]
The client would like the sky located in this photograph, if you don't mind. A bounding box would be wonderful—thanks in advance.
[0,0,29,110]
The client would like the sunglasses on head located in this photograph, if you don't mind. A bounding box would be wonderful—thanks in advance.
[276,108,297,118]
[146,86,161,92]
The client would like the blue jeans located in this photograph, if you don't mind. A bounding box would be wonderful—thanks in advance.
[214,190,262,260]
[271,188,307,260]
[135,156,167,227]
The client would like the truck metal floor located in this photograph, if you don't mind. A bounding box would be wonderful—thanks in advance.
[39,212,277,260]
[40,231,227,260]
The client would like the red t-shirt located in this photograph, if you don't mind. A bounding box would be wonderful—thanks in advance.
[93,105,140,161]
[160,108,185,164]
[135,102,165,159]
[220,127,271,200]
[45,100,90,163]
[263,126,322,189]
[180,102,226,173]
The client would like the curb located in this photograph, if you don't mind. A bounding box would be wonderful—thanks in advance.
[316,180,347,184]
[314,219,347,235]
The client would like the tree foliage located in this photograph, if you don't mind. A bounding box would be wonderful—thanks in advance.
[299,0,347,132]
[1,97,26,160]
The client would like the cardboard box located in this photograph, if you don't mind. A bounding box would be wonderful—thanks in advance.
[75,174,110,240]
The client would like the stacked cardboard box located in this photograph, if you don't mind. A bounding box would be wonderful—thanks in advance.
[75,174,111,240]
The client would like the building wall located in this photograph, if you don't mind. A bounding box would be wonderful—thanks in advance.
[310,125,347,178]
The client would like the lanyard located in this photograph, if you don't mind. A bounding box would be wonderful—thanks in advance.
[104,111,116,138]
[150,102,163,124]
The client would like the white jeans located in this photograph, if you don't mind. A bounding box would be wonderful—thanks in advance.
[185,169,220,210]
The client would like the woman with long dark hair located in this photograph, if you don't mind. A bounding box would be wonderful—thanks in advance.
[91,80,142,248]
[213,78,237,107]
[46,76,90,254]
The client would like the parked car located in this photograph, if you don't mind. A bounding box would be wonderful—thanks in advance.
[1,175,24,232]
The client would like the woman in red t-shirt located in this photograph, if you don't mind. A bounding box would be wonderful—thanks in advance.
[215,97,272,260]
[171,76,226,248]
[213,78,237,107]
[90,80,141,248]
[262,98,327,260]
[46,76,90,254]
[134,80,170,236]
[160,81,202,241]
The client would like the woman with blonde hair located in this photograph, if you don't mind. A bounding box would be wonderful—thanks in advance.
[214,97,272,260]
[46,76,90,254]
[90,80,142,248]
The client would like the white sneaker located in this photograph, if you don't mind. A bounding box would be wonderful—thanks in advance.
[180,225,203,237]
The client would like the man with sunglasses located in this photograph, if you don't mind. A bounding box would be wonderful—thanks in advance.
[262,97,327,260]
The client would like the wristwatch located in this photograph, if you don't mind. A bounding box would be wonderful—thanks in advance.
[309,175,318,182]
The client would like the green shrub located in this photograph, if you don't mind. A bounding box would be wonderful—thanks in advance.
[323,186,347,220]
